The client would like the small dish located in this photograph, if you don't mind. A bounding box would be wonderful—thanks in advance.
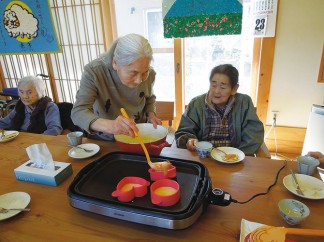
[0,130,19,143]
[283,174,324,199]
[278,199,310,225]
[317,166,324,182]
[0,192,31,221]
[210,147,245,164]
[68,143,100,159]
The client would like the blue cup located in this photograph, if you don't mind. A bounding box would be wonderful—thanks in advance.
[195,141,213,158]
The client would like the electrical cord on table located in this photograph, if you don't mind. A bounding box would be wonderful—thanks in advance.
[230,159,287,204]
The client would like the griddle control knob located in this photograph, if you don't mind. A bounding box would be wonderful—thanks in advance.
[209,188,232,206]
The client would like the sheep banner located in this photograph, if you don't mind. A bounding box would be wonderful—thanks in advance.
[0,0,60,55]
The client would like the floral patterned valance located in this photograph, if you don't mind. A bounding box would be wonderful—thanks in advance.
[163,0,242,38]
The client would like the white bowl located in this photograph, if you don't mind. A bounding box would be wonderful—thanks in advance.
[278,199,310,225]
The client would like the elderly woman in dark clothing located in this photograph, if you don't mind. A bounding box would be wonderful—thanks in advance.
[175,64,264,156]
[0,76,62,135]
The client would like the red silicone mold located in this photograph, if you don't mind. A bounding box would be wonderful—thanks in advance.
[150,179,180,207]
[148,165,176,181]
[112,176,150,202]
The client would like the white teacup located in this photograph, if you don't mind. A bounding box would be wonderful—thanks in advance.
[297,155,320,175]
[67,131,83,146]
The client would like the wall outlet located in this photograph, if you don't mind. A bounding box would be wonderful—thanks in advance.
[272,110,279,124]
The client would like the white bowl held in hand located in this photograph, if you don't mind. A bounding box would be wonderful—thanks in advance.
[278,199,310,225]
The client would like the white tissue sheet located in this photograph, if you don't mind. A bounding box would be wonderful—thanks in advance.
[26,143,55,170]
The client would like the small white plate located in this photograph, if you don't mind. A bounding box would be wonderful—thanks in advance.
[210,147,245,164]
[283,174,324,199]
[0,130,19,143]
[68,143,100,159]
[0,192,31,221]
[317,167,324,182]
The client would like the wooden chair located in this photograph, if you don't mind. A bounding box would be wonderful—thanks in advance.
[155,101,174,127]
[56,102,83,134]
[155,101,175,146]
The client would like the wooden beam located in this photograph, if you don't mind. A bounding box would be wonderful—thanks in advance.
[44,54,59,102]
[256,37,276,124]
[250,38,261,104]
[173,38,184,129]
[0,61,6,100]
[317,45,324,83]
[100,0,116,51]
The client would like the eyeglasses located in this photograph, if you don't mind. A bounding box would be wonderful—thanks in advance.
[128,70,149,81]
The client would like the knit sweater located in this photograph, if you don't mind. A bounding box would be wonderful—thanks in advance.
[71,55,157,141]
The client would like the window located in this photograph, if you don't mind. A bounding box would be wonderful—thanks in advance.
[0,0,104,103]
[183,4,254,104]
[114,0,175,101]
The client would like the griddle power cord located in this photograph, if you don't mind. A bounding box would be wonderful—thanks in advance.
[230,160,287,204]
[209,160,287,206]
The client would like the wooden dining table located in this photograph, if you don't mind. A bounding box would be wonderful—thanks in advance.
[0,132,323,241]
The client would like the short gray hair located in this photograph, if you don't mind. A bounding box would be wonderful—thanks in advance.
[18,76,46,98]
[103,33,153,67]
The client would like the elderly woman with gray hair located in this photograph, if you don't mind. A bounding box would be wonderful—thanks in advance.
[71,33,162,140]
[0,76,62,135]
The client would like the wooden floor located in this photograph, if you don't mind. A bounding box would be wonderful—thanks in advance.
[270,152,299,161]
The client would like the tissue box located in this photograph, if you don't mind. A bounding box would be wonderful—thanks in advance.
[14,160,73,186]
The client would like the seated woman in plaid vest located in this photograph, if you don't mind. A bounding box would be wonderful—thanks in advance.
[175,64,264,156]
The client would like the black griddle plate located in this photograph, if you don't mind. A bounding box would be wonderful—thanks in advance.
[68,152,211,223]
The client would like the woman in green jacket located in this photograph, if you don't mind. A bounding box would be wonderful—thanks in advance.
[175,64,264,156]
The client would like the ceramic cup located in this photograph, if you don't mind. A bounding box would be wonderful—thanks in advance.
[297,155,320,175]
[195,141,213,158]
[67,131,83,146]
[278,199,310,225]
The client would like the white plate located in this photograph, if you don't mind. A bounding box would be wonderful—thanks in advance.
[0,130,19,143]
[283,174,324,199]
[0,192,31,221]
[68,143,100,159]
[210,147,245,164]
[317,167,324,182]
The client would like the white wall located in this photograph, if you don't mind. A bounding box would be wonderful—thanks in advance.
[114,0,161,37]
[266,0,324,127]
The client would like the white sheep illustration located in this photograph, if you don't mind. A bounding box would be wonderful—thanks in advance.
[3,4,39,39]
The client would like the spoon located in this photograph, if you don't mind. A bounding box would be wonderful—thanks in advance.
[120,108,171,172]
[69,145,93,153]
[215,148,228,155]
[0,207,31,213]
